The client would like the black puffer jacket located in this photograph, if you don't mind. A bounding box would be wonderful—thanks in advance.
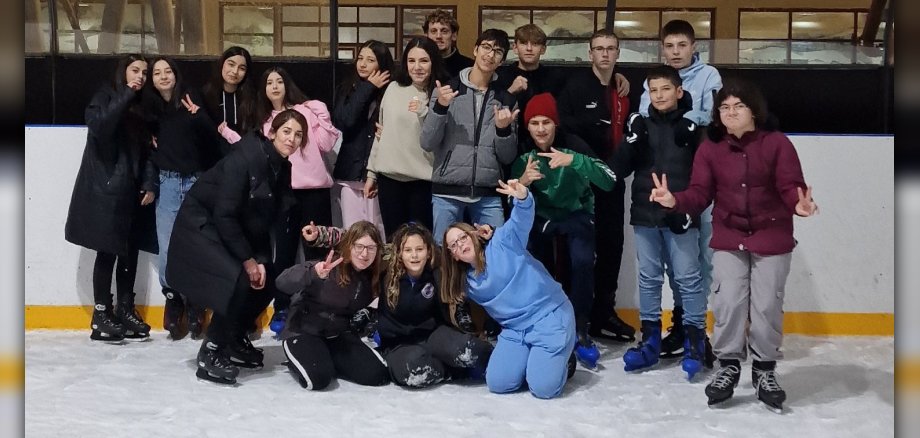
[65,85,157,256]
[612,94,701,229]
[165,133,292,314]
[277,263,377,339]
[332,80,382,182]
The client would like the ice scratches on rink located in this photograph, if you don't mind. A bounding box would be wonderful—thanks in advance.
[25,331,893,437]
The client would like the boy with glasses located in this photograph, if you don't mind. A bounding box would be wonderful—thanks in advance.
[421,29,519,244]
[558,29,635,344]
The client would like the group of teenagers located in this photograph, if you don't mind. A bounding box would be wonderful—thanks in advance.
[65,10,818,406]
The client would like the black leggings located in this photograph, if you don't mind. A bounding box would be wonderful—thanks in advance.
[282,332,390,390]
[376,175,432,241]
[93,249,139,309]
[591,180,626,324]
[206,271,275,346]
[273,188,333,311]
[384,326,493,388]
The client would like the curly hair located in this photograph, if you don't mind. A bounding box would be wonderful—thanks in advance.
[385,223,438,310]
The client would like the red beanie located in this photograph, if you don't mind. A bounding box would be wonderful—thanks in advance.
[524,92,559,125]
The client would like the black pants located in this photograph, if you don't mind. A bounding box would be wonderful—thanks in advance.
[273,188,332,311]
[282,332,390,390]
[384,326,493,388]
[590,180,626,325]
[93,249,139,310]
[206,271,275,346]
[376,174,432,241]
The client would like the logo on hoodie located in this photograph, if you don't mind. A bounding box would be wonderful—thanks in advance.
[421,283,435,299]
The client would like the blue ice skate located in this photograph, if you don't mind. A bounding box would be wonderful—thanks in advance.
[681,325,708,380]
[623,320,662,372]
[575,331,600,370]
[269,309,287,336]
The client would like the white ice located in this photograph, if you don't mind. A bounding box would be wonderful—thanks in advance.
[25,331,893,437]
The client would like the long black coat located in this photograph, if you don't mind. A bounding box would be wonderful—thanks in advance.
[165,133,292,315]
[331,80,381,182]
[65,85,158,256]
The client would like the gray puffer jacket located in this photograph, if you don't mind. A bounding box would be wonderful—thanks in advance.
[421,68,518,197]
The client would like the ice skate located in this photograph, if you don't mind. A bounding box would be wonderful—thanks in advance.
[90,306,126,342]
[163,289,187,340]
[186,303,205,340]
[269,309,287,336]
[574,330,600,370]
[680,325,708,380]
[228,335,264,369]
[705,360,741,406]
[753,362,786,412]
[659,307,684,358]
[196,341,239,385]
[623,320,661,372]
[115,303,150,340]
[589,311,636,342]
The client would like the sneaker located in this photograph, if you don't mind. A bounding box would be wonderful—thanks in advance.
[705,360,742,406]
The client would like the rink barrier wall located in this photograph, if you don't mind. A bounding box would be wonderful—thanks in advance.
[24,306,894,336]
[0,355,22,390]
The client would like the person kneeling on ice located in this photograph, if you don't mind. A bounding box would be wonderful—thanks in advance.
[440,179,577,399]
[276,221,391,390]
[511,92,617,370]
[609,65,710,379]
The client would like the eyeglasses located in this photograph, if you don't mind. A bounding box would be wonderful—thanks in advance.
[590,46,619,53]
[718,102,750,113]
[352,243,378,254]
[478,43,506,58]
[447,233,471,254]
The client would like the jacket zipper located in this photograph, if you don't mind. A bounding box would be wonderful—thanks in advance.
[470,88,490,197]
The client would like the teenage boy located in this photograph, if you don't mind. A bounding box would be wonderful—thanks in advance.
[613,65,709,379]
[558,29,634,343]
[638,19,723,359]
[512,92,617,369]
[421,29,518,244]
[423,9,473,78]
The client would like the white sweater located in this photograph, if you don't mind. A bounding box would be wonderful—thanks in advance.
[367,82,434,182]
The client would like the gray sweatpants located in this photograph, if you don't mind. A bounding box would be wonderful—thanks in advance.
[710,250,792,362]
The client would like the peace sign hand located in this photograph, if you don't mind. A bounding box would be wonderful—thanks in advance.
[518,155,544,187]
[314,249,344,279]
[649,172,676,208]
[435,80,459,106]
[536,147,574,169]
[496,179,528,200]
[493,105,520,129]
[795,186,819,217]
[181,94,199,114]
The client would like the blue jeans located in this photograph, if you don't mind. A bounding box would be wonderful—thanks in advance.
[431,195,505,244]
[634,226,706,329]
[665,204,713,305]
[156,171,197,290]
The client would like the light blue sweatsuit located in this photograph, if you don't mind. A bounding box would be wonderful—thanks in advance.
[639,52,723,126]
[465,192,576,399]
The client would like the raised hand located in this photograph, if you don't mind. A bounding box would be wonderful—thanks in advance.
[301,221,319,242]
[127,77,144,91]
[649,172,676,208]
[363,177,378,199]
[474,223,494,240]
[795,186,819,217]
[496,179,528,200]
[435,80,459,106]
[508,76,528,94]
[493,105,520,130]
[314,249,344,279]
[368,70,391,89]
[537,147,574,169]
[408,96,421,113]
[181,94,199,114]
[518,155,544,186]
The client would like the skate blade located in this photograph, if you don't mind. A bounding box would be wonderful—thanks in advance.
[659,350,684,359]
[90,331,126,343]
[230,360,264,370]
[707,396,733,407]
[594,330,635,343]
[196,368,238,385]
[759,398,785,414]
[123,331,151,341]
[576,359,600,373]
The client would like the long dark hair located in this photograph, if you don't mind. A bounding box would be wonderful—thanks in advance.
[268,108,310,150]
[113,54,147,90]
[110,54,149,146]
[336,40,394,101]
[707,79,778,142]
[252,66,309,131]
[203,46,254,130]
[395,36,446,94]
[143,56,186,112]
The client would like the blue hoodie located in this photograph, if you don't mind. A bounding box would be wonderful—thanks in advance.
[639,52,722,126]
[464,192,570,330]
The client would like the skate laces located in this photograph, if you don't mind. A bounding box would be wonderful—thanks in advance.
[756,370,782,392]
[711,365,741,389]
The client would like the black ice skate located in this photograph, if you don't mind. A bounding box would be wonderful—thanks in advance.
[163,289,187,340]
[589,311,636,342]
[753,362,786,412]
[115,303,151,340]
[90,307,126,342]
[659,307,684,358]
[186,303,205,340]
[196,341,240,385]
[705,360,741,406]
[227,335,264,369]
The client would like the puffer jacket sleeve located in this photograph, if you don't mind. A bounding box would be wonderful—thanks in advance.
[211,149,255,262]
[277,260,321,296]
[85,86,136,165]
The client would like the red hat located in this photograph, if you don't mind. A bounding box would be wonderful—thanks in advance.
[524,92,559,125]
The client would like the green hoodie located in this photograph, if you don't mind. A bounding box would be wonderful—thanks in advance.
[511,142,616,221]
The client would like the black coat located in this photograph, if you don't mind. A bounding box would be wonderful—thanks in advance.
[165,133,292,315]
[65,85,158,256]
[277,263,376,339]
[331,80,381,182]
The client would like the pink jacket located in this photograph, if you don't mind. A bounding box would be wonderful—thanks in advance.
[263,101,340,189]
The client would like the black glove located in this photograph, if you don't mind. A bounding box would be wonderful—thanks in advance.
[350,307,377,336]
[665,213,694,235]
[673,117,699,148]
[453,302,476,334]
[625,112,647,145]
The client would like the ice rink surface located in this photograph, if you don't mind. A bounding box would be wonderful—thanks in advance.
[25,331,893,437]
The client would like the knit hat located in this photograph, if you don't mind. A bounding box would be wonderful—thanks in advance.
[524,92,559,125]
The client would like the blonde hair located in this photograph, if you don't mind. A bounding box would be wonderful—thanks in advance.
[385,223,438,310]
[438,223,486,307]
[335,221,383,296]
